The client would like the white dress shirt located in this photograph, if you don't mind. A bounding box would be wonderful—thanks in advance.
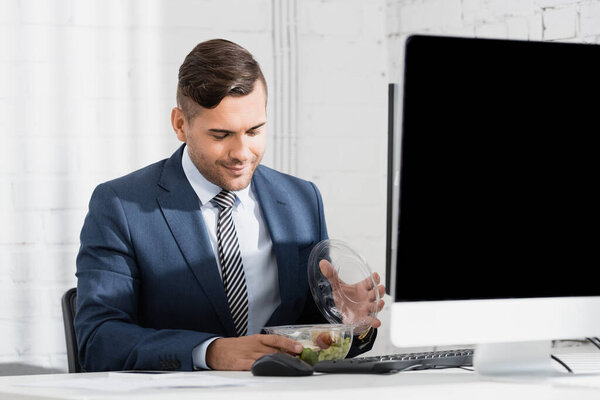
[181,146,281,369]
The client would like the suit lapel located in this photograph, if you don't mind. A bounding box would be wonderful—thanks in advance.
[252,167,302,326]
[156,146,236,336]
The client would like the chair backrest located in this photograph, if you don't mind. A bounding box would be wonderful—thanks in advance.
[61,287,82,373]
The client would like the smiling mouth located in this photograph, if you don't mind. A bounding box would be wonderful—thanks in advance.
[222,164,248,175]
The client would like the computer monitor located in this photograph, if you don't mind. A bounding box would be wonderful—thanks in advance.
[386,35,600,375]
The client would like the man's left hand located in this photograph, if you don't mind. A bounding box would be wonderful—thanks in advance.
[319,259,385,335]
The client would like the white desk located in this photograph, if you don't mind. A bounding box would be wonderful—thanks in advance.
[1,369,600,400]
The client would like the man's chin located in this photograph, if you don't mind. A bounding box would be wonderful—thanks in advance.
[221,176,253,192]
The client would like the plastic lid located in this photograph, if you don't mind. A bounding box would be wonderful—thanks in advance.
[307,239,380,334]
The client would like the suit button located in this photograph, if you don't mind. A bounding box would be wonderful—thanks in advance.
[173,359,181,369]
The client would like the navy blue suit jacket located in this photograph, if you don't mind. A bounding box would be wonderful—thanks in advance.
[75,145,375,371]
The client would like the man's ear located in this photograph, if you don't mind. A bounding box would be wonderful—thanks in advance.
[171,107,187,142]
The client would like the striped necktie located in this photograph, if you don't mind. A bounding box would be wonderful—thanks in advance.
[213,190,249,336]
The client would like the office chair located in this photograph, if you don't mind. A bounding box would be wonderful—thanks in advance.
[61,287,82,373]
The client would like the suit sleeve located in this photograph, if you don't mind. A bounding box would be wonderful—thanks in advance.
[74,183,215,372]
[298,182,378,357]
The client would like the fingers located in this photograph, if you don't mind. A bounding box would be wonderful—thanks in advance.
[354,314,382,333]
[370,317,382,329]
[377,299,385,312]
[206,335,304,371]
[358,272,381,291]
[373,272,381,284]
[367,284,386,302]
[320,261,385,296]
[259,334,303,355]
[319,259,337,280]
[363,283,385,302]
[320,260,387,327]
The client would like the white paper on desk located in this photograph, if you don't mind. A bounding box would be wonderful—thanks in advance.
[14,372,271,392]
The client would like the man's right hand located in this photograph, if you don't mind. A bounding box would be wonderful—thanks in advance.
[205,334,304,371]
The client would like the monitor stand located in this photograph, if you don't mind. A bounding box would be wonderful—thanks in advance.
[474,341,560,376]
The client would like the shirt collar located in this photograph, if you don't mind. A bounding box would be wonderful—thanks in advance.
[181,145,251,208]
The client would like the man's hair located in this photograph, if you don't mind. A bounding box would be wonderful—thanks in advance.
[176,39,267,121]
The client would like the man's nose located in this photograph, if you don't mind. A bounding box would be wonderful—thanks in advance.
[228,134,251,162]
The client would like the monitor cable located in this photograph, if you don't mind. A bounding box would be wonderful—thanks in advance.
[550,355,573,373]
[586,337,600,351]
[550,338,600,374]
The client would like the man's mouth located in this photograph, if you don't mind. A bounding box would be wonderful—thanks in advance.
[222,164,248,175]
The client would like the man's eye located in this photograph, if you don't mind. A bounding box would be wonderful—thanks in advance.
[212,134,228,140]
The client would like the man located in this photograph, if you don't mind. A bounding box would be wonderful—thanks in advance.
[74,39,384,372]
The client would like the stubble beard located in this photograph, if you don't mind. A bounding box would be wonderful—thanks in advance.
[190,150,262,192]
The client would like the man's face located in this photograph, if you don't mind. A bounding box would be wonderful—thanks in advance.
[173,82,267,191]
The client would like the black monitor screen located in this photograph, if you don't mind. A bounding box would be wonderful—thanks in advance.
[393,35,600,301]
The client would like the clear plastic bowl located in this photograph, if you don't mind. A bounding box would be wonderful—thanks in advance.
[264,324,354,366]
[308,239,380,334]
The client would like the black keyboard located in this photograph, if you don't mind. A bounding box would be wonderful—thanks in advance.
[314,349,474,374]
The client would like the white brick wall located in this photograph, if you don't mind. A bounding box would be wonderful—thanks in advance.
[0,0,275,371]
[387,0,600,82]
[296,0,389,269]
[2,0,599,371]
